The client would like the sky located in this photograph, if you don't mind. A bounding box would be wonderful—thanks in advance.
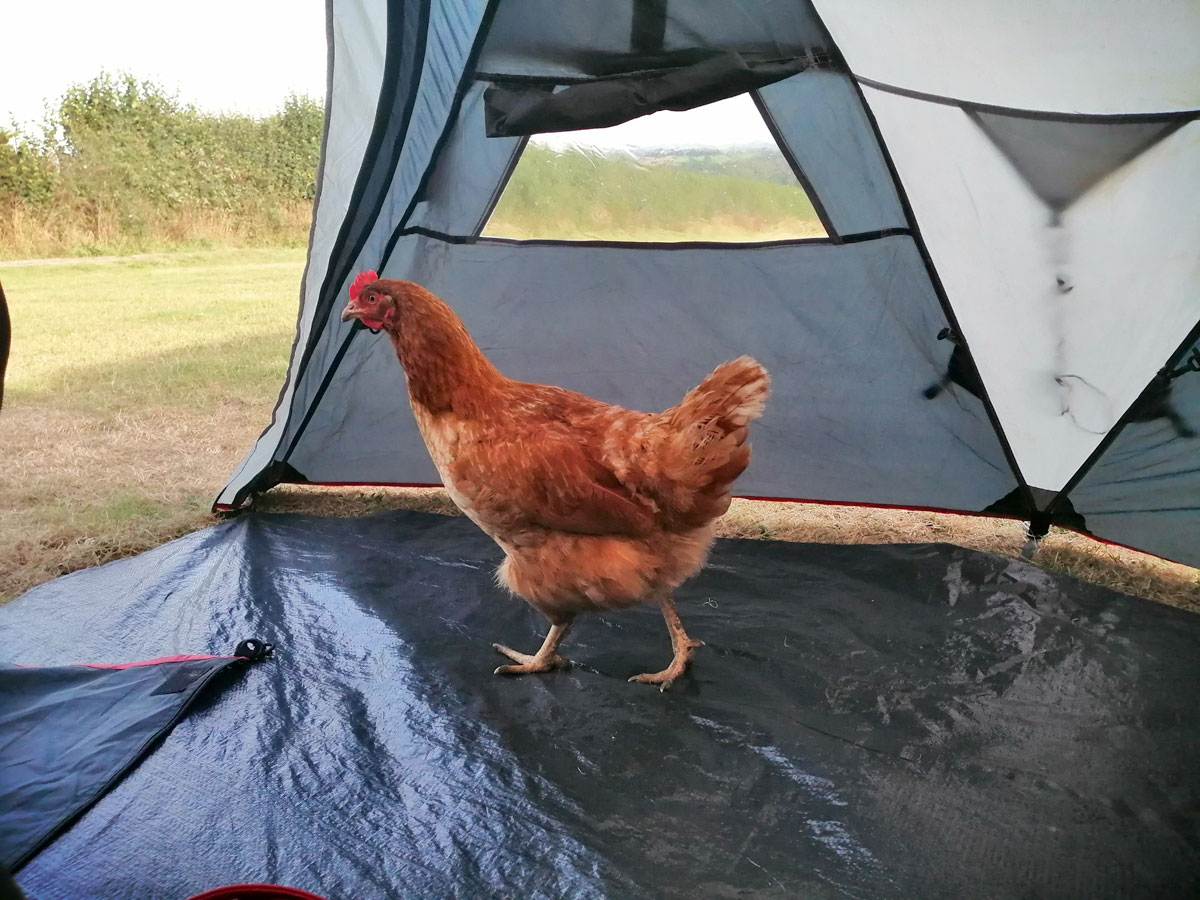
[1,1,328,128]
[1,1,764,151]
[532,95,775,153]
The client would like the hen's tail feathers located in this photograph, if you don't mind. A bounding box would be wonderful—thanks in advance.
[658,357,770,528]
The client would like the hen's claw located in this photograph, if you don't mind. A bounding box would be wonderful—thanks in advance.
[628,669,683,692]
[492,642,570,676]
[630,638,704,691]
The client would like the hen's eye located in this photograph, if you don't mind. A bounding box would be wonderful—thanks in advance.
[368,294,378,305]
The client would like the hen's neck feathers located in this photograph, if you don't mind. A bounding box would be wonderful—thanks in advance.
[385,281,503,414]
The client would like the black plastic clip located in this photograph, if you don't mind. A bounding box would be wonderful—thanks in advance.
[352,319,382,336]
[234,638,275,662]
[1168,348,1200,379]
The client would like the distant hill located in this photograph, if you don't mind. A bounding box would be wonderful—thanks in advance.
[633,146,799,186]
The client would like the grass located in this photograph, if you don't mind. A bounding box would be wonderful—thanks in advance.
[2,249,1198,612]
[0,201,313,261]
[0,248,299,596]
[485,145,825,242]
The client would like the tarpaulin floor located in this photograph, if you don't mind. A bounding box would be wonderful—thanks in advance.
[3,510,1198,899]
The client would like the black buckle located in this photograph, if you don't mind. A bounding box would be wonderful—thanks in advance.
[1170,347,1200,378]
[234,638,275,662]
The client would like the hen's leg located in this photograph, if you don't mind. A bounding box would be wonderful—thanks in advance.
[493,621,571,676]
[629,594,704,691]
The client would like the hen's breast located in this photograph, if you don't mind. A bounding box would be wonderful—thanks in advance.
[409,403,494,533]
[497,526,716,617]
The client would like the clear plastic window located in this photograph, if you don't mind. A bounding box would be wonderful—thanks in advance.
[482,94,826,243]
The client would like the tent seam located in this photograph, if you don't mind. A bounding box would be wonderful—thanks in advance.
[383,224,911,250]
[854,76,1200,122]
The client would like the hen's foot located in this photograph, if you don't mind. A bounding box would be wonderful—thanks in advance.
[492,643,570,676]
[629,638,704,692]
[492,621,572,677]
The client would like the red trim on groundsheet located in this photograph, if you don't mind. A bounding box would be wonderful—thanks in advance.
[185,884,329,900]
[79,654,235,671]
[11,654,238,670]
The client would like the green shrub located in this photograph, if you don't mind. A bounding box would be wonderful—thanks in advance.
[0,72,324,258]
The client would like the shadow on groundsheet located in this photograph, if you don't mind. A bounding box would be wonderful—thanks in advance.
[3,510,1198,899]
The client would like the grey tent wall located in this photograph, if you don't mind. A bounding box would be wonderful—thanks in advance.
[287,232,1019,513]
[756,72,906,237]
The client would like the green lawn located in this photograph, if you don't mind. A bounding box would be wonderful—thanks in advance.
[4,248,299,408]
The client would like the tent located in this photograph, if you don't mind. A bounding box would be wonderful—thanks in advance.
[5,2,1200,897]
[216,0,1200,569]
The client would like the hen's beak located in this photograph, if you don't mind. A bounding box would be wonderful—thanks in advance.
[340,302,361,323]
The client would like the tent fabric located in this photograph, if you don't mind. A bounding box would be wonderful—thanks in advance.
[1068,335,1200,565]
[812,0,1200,114]
[216,0,1200,571]
[968,113,1187,215]
[285,234,1019,512]
[475,0,826,81]
[3,510,1199,898]
[863,90,1200,497]
[0,654,254,872]
[757,70,907,236]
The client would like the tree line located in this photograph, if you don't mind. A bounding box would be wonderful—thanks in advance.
[0,73,323,256]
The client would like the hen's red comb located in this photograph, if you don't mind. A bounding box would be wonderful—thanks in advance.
[348,270,379,302]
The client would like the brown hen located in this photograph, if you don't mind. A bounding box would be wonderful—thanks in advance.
[341,276,769,689]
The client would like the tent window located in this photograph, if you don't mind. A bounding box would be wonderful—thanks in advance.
[481,94,827,243]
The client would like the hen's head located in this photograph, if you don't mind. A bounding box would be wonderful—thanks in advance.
[340,270,398,333]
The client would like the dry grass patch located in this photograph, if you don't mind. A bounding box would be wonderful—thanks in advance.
[718,499,1200,612]
[0,400,265,599]
[0,201,312,261]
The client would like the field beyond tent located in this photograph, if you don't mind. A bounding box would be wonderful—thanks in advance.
[1,248,1197,608]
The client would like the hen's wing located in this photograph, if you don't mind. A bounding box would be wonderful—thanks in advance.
[447,423,656,537]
